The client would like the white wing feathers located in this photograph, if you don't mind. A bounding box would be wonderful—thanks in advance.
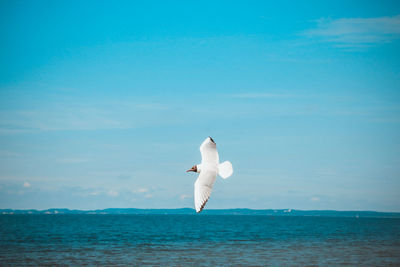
[218,161,233,179]
[200,139,219,164]
[194,170,217,213]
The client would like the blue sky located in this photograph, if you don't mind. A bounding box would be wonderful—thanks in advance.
[1,0,399,211]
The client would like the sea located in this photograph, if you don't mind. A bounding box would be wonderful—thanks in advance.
[1,215,399,266]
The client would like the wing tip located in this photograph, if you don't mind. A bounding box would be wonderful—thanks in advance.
[195,197,209,213]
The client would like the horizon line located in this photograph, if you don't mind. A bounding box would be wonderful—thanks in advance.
[1,208,399,213]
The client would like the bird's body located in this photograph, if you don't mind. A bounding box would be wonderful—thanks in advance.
[187,137,233,213]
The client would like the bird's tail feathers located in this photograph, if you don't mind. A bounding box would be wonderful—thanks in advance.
[218,161,233,179]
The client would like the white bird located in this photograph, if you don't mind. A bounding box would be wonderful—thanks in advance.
[186,137,233,213]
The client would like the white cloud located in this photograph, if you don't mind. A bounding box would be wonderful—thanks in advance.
[107,190,119,197]
[131,188,150,195]
[23,182,31,188]
[180,194,190,200]
[303,15,400,47]
[310,196,320,202]
[137,188,149,193]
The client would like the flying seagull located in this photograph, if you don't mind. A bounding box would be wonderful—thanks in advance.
[186,137,233,213]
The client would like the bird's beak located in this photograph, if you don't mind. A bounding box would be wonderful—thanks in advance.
[186,166,197,173]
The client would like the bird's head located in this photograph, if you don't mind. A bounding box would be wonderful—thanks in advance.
[186,165,198,173]
[200,137,216,148]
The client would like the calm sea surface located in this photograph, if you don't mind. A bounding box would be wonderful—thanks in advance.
[0,215,399,266]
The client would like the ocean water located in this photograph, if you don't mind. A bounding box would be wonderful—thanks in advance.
[1,215,399,266]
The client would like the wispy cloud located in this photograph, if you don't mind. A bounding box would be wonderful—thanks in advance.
[0,150,21,157]
[135,188,149,193]
[134,103,170,110]
[180,194,190,200]
[107,190,119,197]
[310,196,320,202]
[230,93,295,99]
[303,15,400,48]
[56,158,92,164]
[117,174,132,180]
[23,182,31,188]
[0,100,172,134]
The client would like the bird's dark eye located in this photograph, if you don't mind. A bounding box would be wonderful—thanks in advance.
[209,137,215,143]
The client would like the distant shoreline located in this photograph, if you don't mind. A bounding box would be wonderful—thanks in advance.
[1,208,399,218]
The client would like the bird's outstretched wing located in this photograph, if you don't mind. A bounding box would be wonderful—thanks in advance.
[200,138,219,164]
[194,169,217,213]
